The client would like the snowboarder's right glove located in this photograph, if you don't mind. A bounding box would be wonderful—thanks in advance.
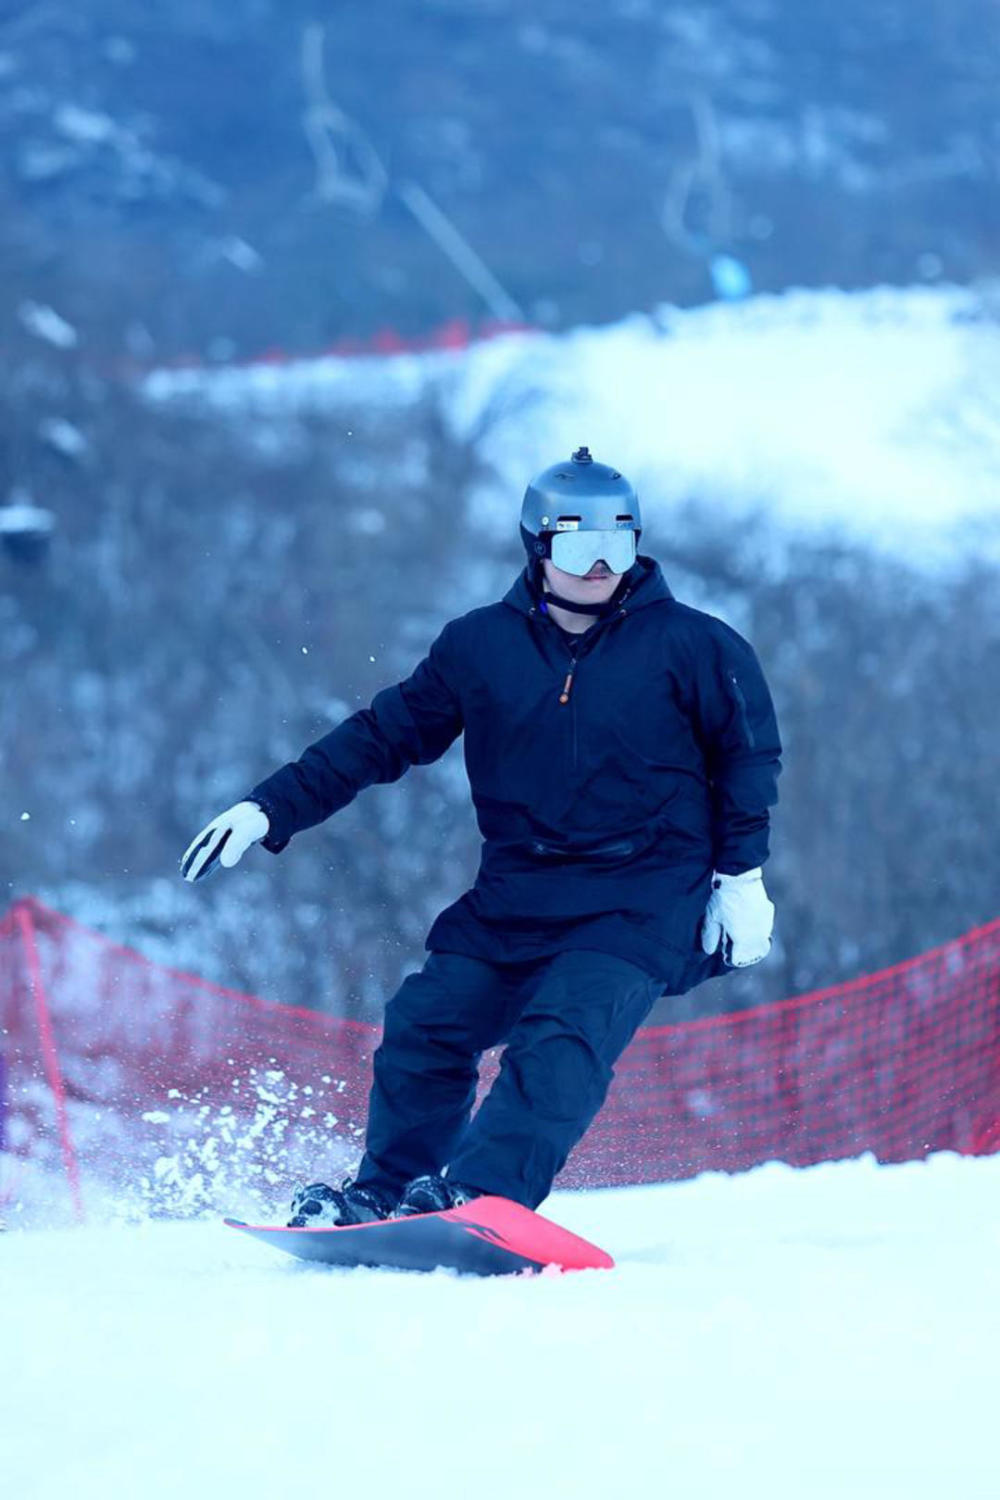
[180,800,269,882]
[701,867,775,967]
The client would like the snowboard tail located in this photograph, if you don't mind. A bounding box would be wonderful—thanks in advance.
[224,1195,614,1276]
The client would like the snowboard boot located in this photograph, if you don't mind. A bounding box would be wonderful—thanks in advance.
[287,1179,397,1228]
[393,1174,481,1218]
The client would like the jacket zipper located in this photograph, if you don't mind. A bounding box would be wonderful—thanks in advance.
[560,651,579,770]
[558,609,627,770]
[570,660,579,769]
[530,600,630,775]
[728,670,755,749]
[555,603,628,706]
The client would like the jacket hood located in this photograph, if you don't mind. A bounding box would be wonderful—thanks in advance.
[502,553,674,618]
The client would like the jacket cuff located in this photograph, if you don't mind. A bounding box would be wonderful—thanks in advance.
[245,793,290,854]
[714,858,767,878]
[712,866,763,885]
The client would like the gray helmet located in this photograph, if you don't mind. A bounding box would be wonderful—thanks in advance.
[520,446,641,561]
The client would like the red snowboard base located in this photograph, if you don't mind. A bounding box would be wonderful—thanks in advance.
[225,1195,614,1277]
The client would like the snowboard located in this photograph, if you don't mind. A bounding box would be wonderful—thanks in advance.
[224,1195,614,1277]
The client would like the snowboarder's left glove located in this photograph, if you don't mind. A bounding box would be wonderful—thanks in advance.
[180,800,269,882]
[701,867,774,967]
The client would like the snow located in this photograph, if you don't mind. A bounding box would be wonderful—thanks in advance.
[53,103,117,145]
[0,501,56,536]
[18,299,79,349]
[38,415,88,458]
[3,1151,998,1498]
[144,284,1000,563]
[217,235,264,272]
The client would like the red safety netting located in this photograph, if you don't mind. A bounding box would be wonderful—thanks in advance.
[129,316,534,379]
[1,896,998,1225]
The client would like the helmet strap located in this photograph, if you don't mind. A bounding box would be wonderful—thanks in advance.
[542,590,614,618]
[529,559,634,619]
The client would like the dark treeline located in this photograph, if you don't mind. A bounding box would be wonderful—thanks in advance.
[2,332,997,1022]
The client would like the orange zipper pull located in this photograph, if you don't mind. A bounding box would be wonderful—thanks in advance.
[559,667,575,705]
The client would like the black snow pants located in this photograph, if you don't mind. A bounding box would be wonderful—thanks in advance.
[353,949,663,1210]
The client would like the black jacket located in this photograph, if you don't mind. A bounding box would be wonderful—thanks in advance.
[248,557,782,992]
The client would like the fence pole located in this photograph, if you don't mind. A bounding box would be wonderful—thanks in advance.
[14,903,84,1224]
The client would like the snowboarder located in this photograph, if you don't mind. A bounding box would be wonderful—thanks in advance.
[182,447,781,1226]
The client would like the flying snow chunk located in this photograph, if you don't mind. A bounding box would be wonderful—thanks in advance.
[348,508,386,536]
[105,36,136,66]
[0,504,55,538]
[39,417,88,458]
[19,301,79,349]
[53,104,117,144]
[219,237,263,272]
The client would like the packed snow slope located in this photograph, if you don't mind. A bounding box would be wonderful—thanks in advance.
[147,284,1000,563]
[4,1152,998,1500]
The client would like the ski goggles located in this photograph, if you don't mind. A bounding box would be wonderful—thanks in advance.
[548,526,637,577]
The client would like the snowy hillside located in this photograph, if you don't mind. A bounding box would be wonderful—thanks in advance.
[147,284,1000,562]
[4,1153,999,1500]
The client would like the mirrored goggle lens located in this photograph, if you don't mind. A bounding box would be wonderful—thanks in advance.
[549,529,637,577]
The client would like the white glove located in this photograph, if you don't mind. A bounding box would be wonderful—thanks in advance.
[181,801,269,883]
[701,867,774,968]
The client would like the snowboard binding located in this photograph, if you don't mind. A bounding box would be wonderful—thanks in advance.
[287,1180,395,1228]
